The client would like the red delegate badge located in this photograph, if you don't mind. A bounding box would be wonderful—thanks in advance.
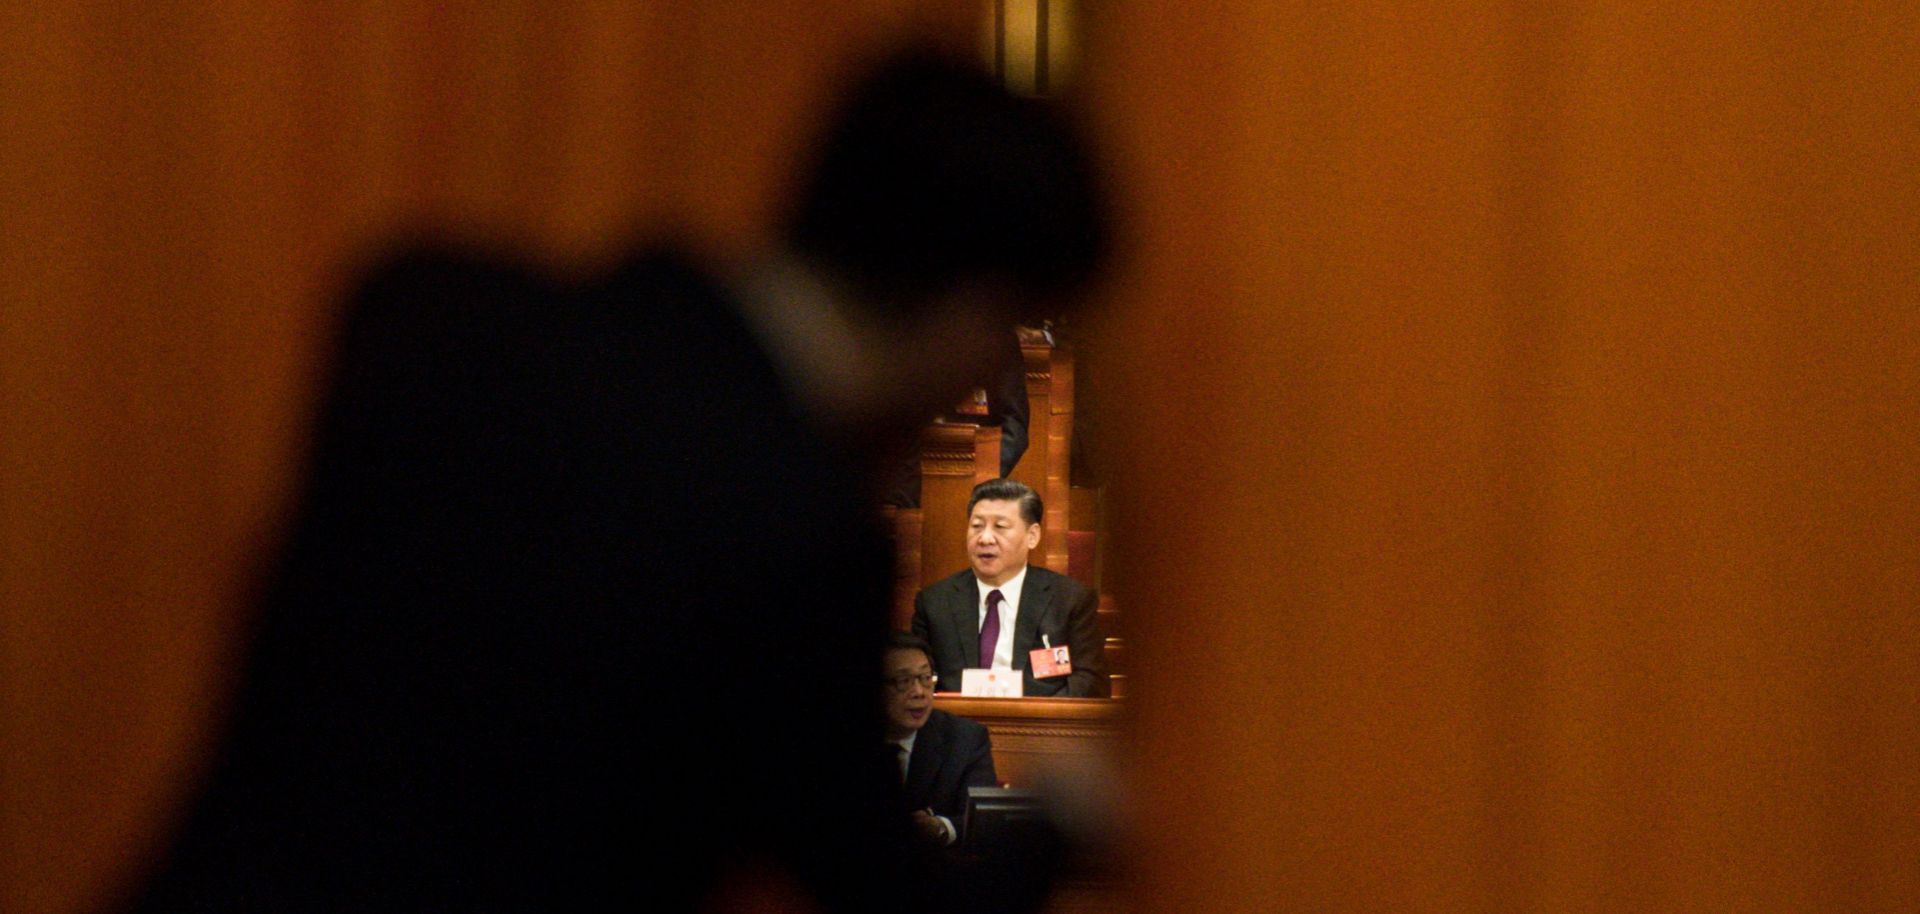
[1028,640,1072,679]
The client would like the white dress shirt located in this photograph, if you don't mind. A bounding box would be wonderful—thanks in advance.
[975,563,1027,670]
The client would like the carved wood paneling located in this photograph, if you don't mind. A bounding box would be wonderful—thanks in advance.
[917,422,1002,586]
[1011,341,1073,572]
[886,506,923,630]
[933,695,1121,790]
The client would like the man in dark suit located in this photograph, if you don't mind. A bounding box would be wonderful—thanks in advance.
[883,632,998,846]
[912,479,1109,698]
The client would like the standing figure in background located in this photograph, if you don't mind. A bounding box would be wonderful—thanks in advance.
[987,327,1033,479]
[885,326,1030,509]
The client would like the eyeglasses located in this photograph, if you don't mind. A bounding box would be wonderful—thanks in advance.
[884,672,938,693]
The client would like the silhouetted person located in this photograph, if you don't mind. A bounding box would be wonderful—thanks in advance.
[119,44,1107,914]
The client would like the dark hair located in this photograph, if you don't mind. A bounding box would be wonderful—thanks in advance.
[885,630,934,665]
[967,478,1043,526]
[782,46,1110,318]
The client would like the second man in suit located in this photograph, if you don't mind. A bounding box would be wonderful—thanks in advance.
[885,632,998,845]
[912,479,1109,697]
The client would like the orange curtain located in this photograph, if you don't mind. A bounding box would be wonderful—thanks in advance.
[0,4,972,913]
[1087,3,1918,912]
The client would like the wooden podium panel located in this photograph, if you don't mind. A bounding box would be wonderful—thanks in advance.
[935,697,1131,914]
[1010,343,1074,572]
[918,422,1001,585]
[933,695,1122,790]
[886,507,922,630]
[1039,347,1074,573]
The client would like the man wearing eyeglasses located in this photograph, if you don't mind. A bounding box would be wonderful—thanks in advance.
[884,631,998,847]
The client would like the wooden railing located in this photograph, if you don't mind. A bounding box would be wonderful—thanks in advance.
[933,695,1122,789]
[1009,341,1074,574]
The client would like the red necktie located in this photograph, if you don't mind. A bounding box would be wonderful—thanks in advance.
[980,589,1004,668]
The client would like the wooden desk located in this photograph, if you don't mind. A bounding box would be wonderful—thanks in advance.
[935,696,1130,914]
[933,695,1123,789]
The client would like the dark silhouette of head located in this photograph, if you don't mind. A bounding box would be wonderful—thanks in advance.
[123,43,1105,914]
[782,46,1111,322]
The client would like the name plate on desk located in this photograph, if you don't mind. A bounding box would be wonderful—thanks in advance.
[960,668,1022,697]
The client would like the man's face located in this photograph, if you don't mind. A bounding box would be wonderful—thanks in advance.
[883,648,936,738]
[968,498,1040,587]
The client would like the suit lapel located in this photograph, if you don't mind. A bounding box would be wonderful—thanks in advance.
[948,575,980,668]
[1012,568,1049,671]
[905,712,947,805]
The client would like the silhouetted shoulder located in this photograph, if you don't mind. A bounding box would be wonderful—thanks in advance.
[340,242,552,338]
